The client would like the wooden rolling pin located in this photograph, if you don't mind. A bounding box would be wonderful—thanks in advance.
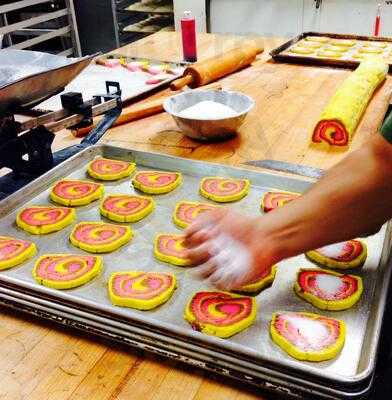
[170,41,264,91]
[72,82,222,137]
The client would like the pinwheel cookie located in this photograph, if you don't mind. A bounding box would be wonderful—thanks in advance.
[33,254,102,289]
[270,312,345,361]
[261,191,300,212]
[50,180,104,206]
[109,271,176,310]
[184,291,257,338]
[0,236,37,270]
[294,268,363,310]
[306,240,367,269]
[100,195,154,223]
[173,201,218,229]
[236,264,277,294]
[132,171,182,194]
[17,206,75,234]
[154,233,191,266]
[87,157,136,181]
[70,222,132,253]
[200,177,250,203]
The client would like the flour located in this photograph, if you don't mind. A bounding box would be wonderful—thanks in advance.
[315,274,344,296]
[285,315,329,347]
[178,100,238,120]
[318,242,347,258]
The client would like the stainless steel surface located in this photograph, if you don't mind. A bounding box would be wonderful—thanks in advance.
[163,90,255,140]
[0,145,390,399]
[245,159,325,179]
[0,49,94,113]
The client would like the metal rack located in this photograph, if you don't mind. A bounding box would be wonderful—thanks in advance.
[0,0,81,56]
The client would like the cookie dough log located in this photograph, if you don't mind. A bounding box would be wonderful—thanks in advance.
[294,268,363,310]
[108,271,177,310]
[0,236,37,270]
[312,59,388,147]
[184,291,257,338]
[87,158,136,181]
[270,311,346,361]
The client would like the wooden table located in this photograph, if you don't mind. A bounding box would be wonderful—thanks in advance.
[1,32,392,400]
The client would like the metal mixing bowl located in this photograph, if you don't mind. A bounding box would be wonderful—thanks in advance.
[163,90,255,140]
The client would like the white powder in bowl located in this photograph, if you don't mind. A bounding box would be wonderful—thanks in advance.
[178,100,238,120]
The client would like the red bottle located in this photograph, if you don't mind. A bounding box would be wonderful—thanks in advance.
[181,11,197,62]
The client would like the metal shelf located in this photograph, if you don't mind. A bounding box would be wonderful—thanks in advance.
[122,13,174,33]
[124,0,173,14]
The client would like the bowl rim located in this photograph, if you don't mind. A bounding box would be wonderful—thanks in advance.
[162,89,255,121]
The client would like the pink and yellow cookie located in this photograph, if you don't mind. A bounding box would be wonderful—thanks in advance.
[87,158,136,181]
[0,236,37,270]
[108,271,176,310]
[270,312,345,362]
[70,222,132,253]
[16,206,75,235]
[306,240,367,269]
[200,177,250,203]
[50,180,104,206]
[235,264,277,294]
[100,195,154,223]
[173,201,218,229]
[33,254,102,289]
[154,233,191,266]
[132,171,182,194]
[294,268,363,311]
[261,191,300,212]
[184,291,257,338]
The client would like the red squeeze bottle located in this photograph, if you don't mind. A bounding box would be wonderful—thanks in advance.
[374,3,381,36]
[181,11,197,62]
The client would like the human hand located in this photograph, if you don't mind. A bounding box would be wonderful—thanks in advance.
[185,208,279,290]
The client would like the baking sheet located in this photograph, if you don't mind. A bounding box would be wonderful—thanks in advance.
[270,31,392,71]
[0,145,390,397]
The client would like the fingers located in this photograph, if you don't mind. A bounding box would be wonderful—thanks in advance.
[185,209,227,241]
[189,259,217,279]
[185,242,211,264]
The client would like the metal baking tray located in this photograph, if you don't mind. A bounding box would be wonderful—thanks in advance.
[270,31,392,71]
[0,144,390,399]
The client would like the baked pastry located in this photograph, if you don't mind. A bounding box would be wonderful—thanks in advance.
[132,171,182,194]
[16,206,75,234]
[87,158,136,181]
[261,191,300,212]
[312,60,388,147]
[329,39,355,47]
[235,264,277,294]
[108,271,176,310]
[200,177,250,203]
[305,36,330,43]
[100,195,154,223]
[173,201,218,229]
[270,311,345,361]
[154,233,191,266]
[70,222,132,253]
[290,46,314,55]
[50,180,104,206]
[0,236,36,270]
[362,41,388,49]
[358,47,383,54]
[306,240,367,269]
[184,291,257,338]
[324,45,348,53]
[294,268,363,310]
[298,40,323,49]
[316,50,343,59]
[33,254,102,289]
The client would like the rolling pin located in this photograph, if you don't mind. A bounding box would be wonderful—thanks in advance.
[72,82,222,137]
[170,41,264,91]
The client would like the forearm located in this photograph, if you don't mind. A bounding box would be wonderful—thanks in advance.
[260,134,392,262]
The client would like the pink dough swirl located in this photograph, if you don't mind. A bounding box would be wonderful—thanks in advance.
[102,196,151,216]
[111,272,173,299]
[263,191,300,212]
[35,255,96,281]
[52,180,100,200]
[190,292,253,327]
[19,207,72,226]
[157,234,187,258]
[0,236,31,261]
[176,202,217,226]
[135,172,178,188]
[90,158,130,175]
[73,223,127,245]
[202,178,246,196]
[274,313,340,351]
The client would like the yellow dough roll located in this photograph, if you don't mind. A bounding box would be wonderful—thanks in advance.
[312,59,388,147]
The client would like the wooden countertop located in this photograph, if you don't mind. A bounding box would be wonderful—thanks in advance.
[2,32,392,400]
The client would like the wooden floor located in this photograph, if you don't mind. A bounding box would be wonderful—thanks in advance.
[1,32,391,399]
